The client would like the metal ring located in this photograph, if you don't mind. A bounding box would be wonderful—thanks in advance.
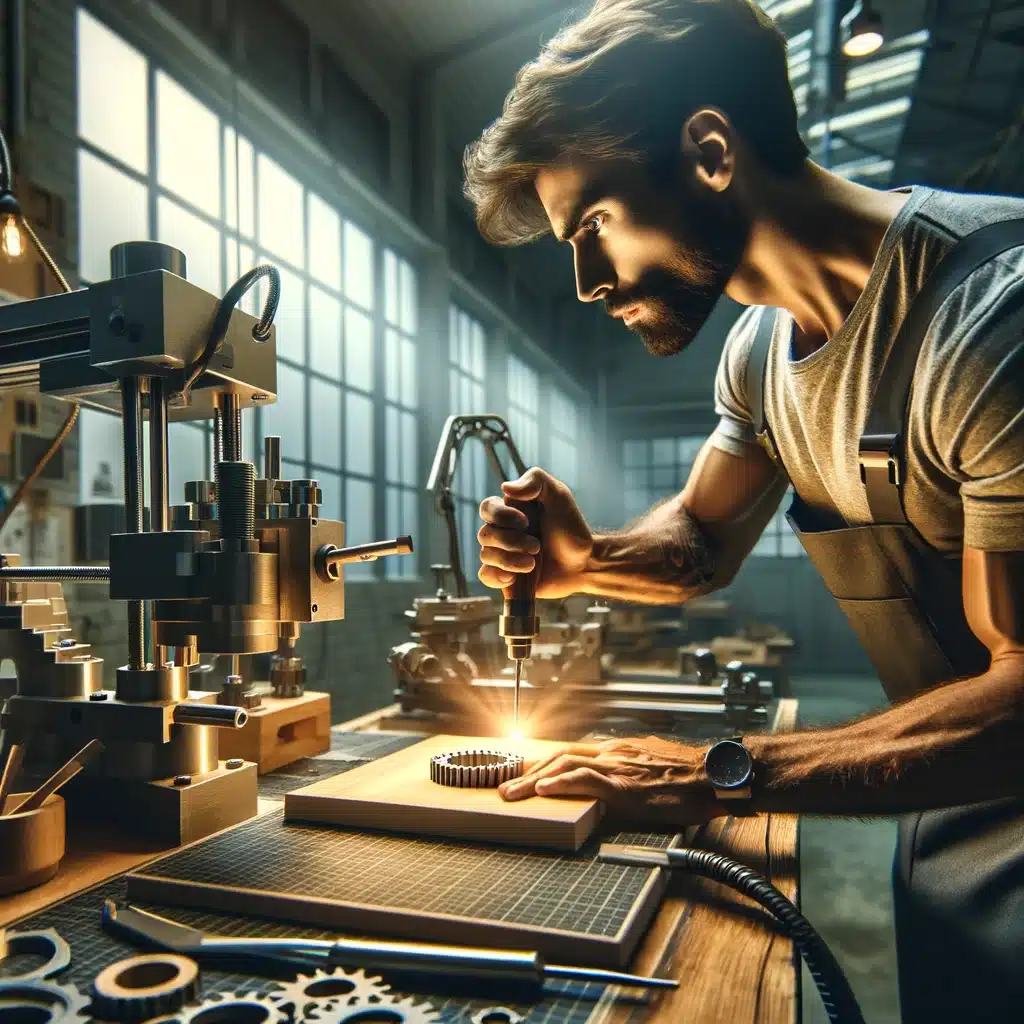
[0,928,71,982]
[91,953,199,1020]
[429,749,524,788]
[471,1008,526,1024]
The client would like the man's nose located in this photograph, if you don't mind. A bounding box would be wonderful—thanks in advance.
[573,246,614,303]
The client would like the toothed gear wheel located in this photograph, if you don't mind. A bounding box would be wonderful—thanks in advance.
[305,994,441,1024]
[0,979,91,1022]
[176,991,287,1023]
[269,968,391,1018]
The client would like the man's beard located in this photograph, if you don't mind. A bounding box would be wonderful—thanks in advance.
[607,195,747,358]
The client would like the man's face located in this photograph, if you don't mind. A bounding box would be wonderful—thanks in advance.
[535,161,748,356]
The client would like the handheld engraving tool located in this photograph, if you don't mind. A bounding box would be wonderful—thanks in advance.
[498,497,542,729]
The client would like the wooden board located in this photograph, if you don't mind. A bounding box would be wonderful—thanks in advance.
[285,734,603,851]
[218,691,331,774]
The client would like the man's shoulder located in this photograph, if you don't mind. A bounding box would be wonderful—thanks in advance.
[915,186,1024,239]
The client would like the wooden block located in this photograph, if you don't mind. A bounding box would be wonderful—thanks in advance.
[285,734,603,852]
[218,692,331,774]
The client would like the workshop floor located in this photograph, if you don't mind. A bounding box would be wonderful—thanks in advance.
[793,674,901,1024]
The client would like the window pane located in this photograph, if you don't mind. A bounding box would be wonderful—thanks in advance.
[271,266,305,364]
[318,471,342,520]
[385,406,399,483]
[399,260,417,333]
[344,308,373,392]
[385,250,399,325]
[308,286,342,379]
[386,487,417,579]
[78,151,149,283]
[168,423,207,504]
[308,193,341,291]
[257,153,304,267]
[781,531,804,557]
[283,458,304,479]
[401,410,416,486]
[345,478,374,579]
[224,128,255,237]
[384,329,400,404]
[309,379,342,469]
[226,242,255,306]
[156,197,221,295]
[157,72,220,218]
[79,408,125,504]
[77,10,148,173]
[400,337,416,408]
[345,391,373,476]
[263,363,305,462]
[623,440,646,467]
[343,222,374,309]
[652,439,675,465]
[471,323,486,379]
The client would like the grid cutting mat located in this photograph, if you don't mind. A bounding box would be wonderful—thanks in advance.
[128,812,676,965]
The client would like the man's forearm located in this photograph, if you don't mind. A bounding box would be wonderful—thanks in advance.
[745,658,1024,815]
[577,498,718,604]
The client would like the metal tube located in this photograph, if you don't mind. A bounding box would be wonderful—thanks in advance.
[318,536,414,577]
[221,393,241,462]
[149,378,169,667]
[172,703,248,729]
[120,377,146,671]
[264,435,281,479]
[0,565,110,582]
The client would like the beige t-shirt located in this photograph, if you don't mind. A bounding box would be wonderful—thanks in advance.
[711,186,1024,554]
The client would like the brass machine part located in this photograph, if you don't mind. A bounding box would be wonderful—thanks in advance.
[270,621,306,698]
[91,953,200,1020]
[429,749,524,788]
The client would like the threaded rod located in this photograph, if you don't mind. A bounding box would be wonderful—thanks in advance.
[216,461,255,541]
[121,377,146,670]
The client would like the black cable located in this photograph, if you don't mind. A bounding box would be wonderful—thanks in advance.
[178,264,280,405]
[665,847,864,1024]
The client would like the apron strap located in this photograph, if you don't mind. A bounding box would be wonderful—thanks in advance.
[746,306,782,465]
[861,217,1024,524]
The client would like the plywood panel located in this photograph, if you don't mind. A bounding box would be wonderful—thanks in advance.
[285,734,603,851]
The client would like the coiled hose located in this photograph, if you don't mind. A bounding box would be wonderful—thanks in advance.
[666,847,864,1024]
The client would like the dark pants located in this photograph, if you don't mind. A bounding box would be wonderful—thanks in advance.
[893,798,1024,1023]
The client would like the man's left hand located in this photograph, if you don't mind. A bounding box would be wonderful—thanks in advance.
[498,736,730,824]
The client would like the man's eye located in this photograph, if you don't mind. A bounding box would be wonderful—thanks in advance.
[582,213,604,234]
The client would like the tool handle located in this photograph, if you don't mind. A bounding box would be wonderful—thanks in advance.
[327,937,543,985]
[7,739,104,814]
[504,497,543,603]
[0,743,26,815]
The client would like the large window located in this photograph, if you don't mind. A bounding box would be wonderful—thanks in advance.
[507,355,539,467]
[76,9,420,578]
[622,437,703,522]
[548,387,578,490]
[448,307,488,580]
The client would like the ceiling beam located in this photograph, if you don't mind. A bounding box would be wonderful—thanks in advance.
[419,1,580,75]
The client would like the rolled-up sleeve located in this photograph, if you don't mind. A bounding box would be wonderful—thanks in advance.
[711,306,762,458]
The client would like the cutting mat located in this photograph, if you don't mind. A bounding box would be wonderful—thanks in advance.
[126,810,679,967]
[285,733,604,851]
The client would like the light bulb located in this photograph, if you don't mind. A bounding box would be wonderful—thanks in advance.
[1,214,24,261]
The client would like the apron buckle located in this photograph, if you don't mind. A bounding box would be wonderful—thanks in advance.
[859,433,902,487]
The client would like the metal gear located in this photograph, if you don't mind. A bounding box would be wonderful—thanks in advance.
[0,928,71,982]
[471,1009,526,1024]
[0,979,91,1022]
[430,749,524,788]
[177,991,287,1023]
[269,968,391,1019]
[90,953,199,1021]
[305,994,441,1023]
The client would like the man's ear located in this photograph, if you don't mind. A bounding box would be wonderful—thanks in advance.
[680,108,735,193]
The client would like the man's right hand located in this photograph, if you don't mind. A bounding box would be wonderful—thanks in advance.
[477,468,593,598]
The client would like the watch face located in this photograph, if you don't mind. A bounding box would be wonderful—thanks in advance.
[705,740,752,789]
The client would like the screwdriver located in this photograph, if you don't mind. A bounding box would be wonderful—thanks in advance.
[498,497,542,729]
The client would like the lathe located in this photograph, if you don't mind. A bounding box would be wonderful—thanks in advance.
[0,239,411,845]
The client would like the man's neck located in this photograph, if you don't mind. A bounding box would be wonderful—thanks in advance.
[726,162,910,360]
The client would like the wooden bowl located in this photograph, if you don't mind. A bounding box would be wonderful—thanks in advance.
[0,793,66,895]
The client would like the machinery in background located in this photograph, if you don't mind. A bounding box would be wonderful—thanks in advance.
[0,241,412,843]
[388,414,774,738]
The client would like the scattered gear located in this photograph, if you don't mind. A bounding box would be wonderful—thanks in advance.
[90,953,199,1020]
[306,994,441,1023]
[177,991,286,1023]
[0,928,71,982]
[0,979,91,1021]
[471,1009,526,1024]
[430,749,524,788]
[269,968,390,1019]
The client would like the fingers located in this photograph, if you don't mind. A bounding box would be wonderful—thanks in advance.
[499,750,604,801]
[535,767,618,801]
[501,467,552,503]
[480,546,536,575]
[477,524,541,555]
[479,495,529,530]
[478,564,515,589]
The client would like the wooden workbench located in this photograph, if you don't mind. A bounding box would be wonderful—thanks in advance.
[0,700,800,1024]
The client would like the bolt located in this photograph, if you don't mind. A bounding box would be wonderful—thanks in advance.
[173,775,192,787]
[252,393,270,402]
[226,758,244,770]
[108,309,127,335]
[89,691,109,702]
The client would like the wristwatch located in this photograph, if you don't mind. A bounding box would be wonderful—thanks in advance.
[704,736,754,804]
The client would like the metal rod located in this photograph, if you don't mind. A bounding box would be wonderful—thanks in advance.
[212,408,223,466]
[149,377,169,668]
[172,703,248,729]
[120,377,146,670]
[221,393,241,462]
[324,536,414,569]
[264,435,281,479]
[0,565,110,581]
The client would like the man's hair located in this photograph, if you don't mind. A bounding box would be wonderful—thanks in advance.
[464,0,807,246]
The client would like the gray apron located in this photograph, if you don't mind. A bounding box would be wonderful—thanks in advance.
[748,220,1024,1023]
